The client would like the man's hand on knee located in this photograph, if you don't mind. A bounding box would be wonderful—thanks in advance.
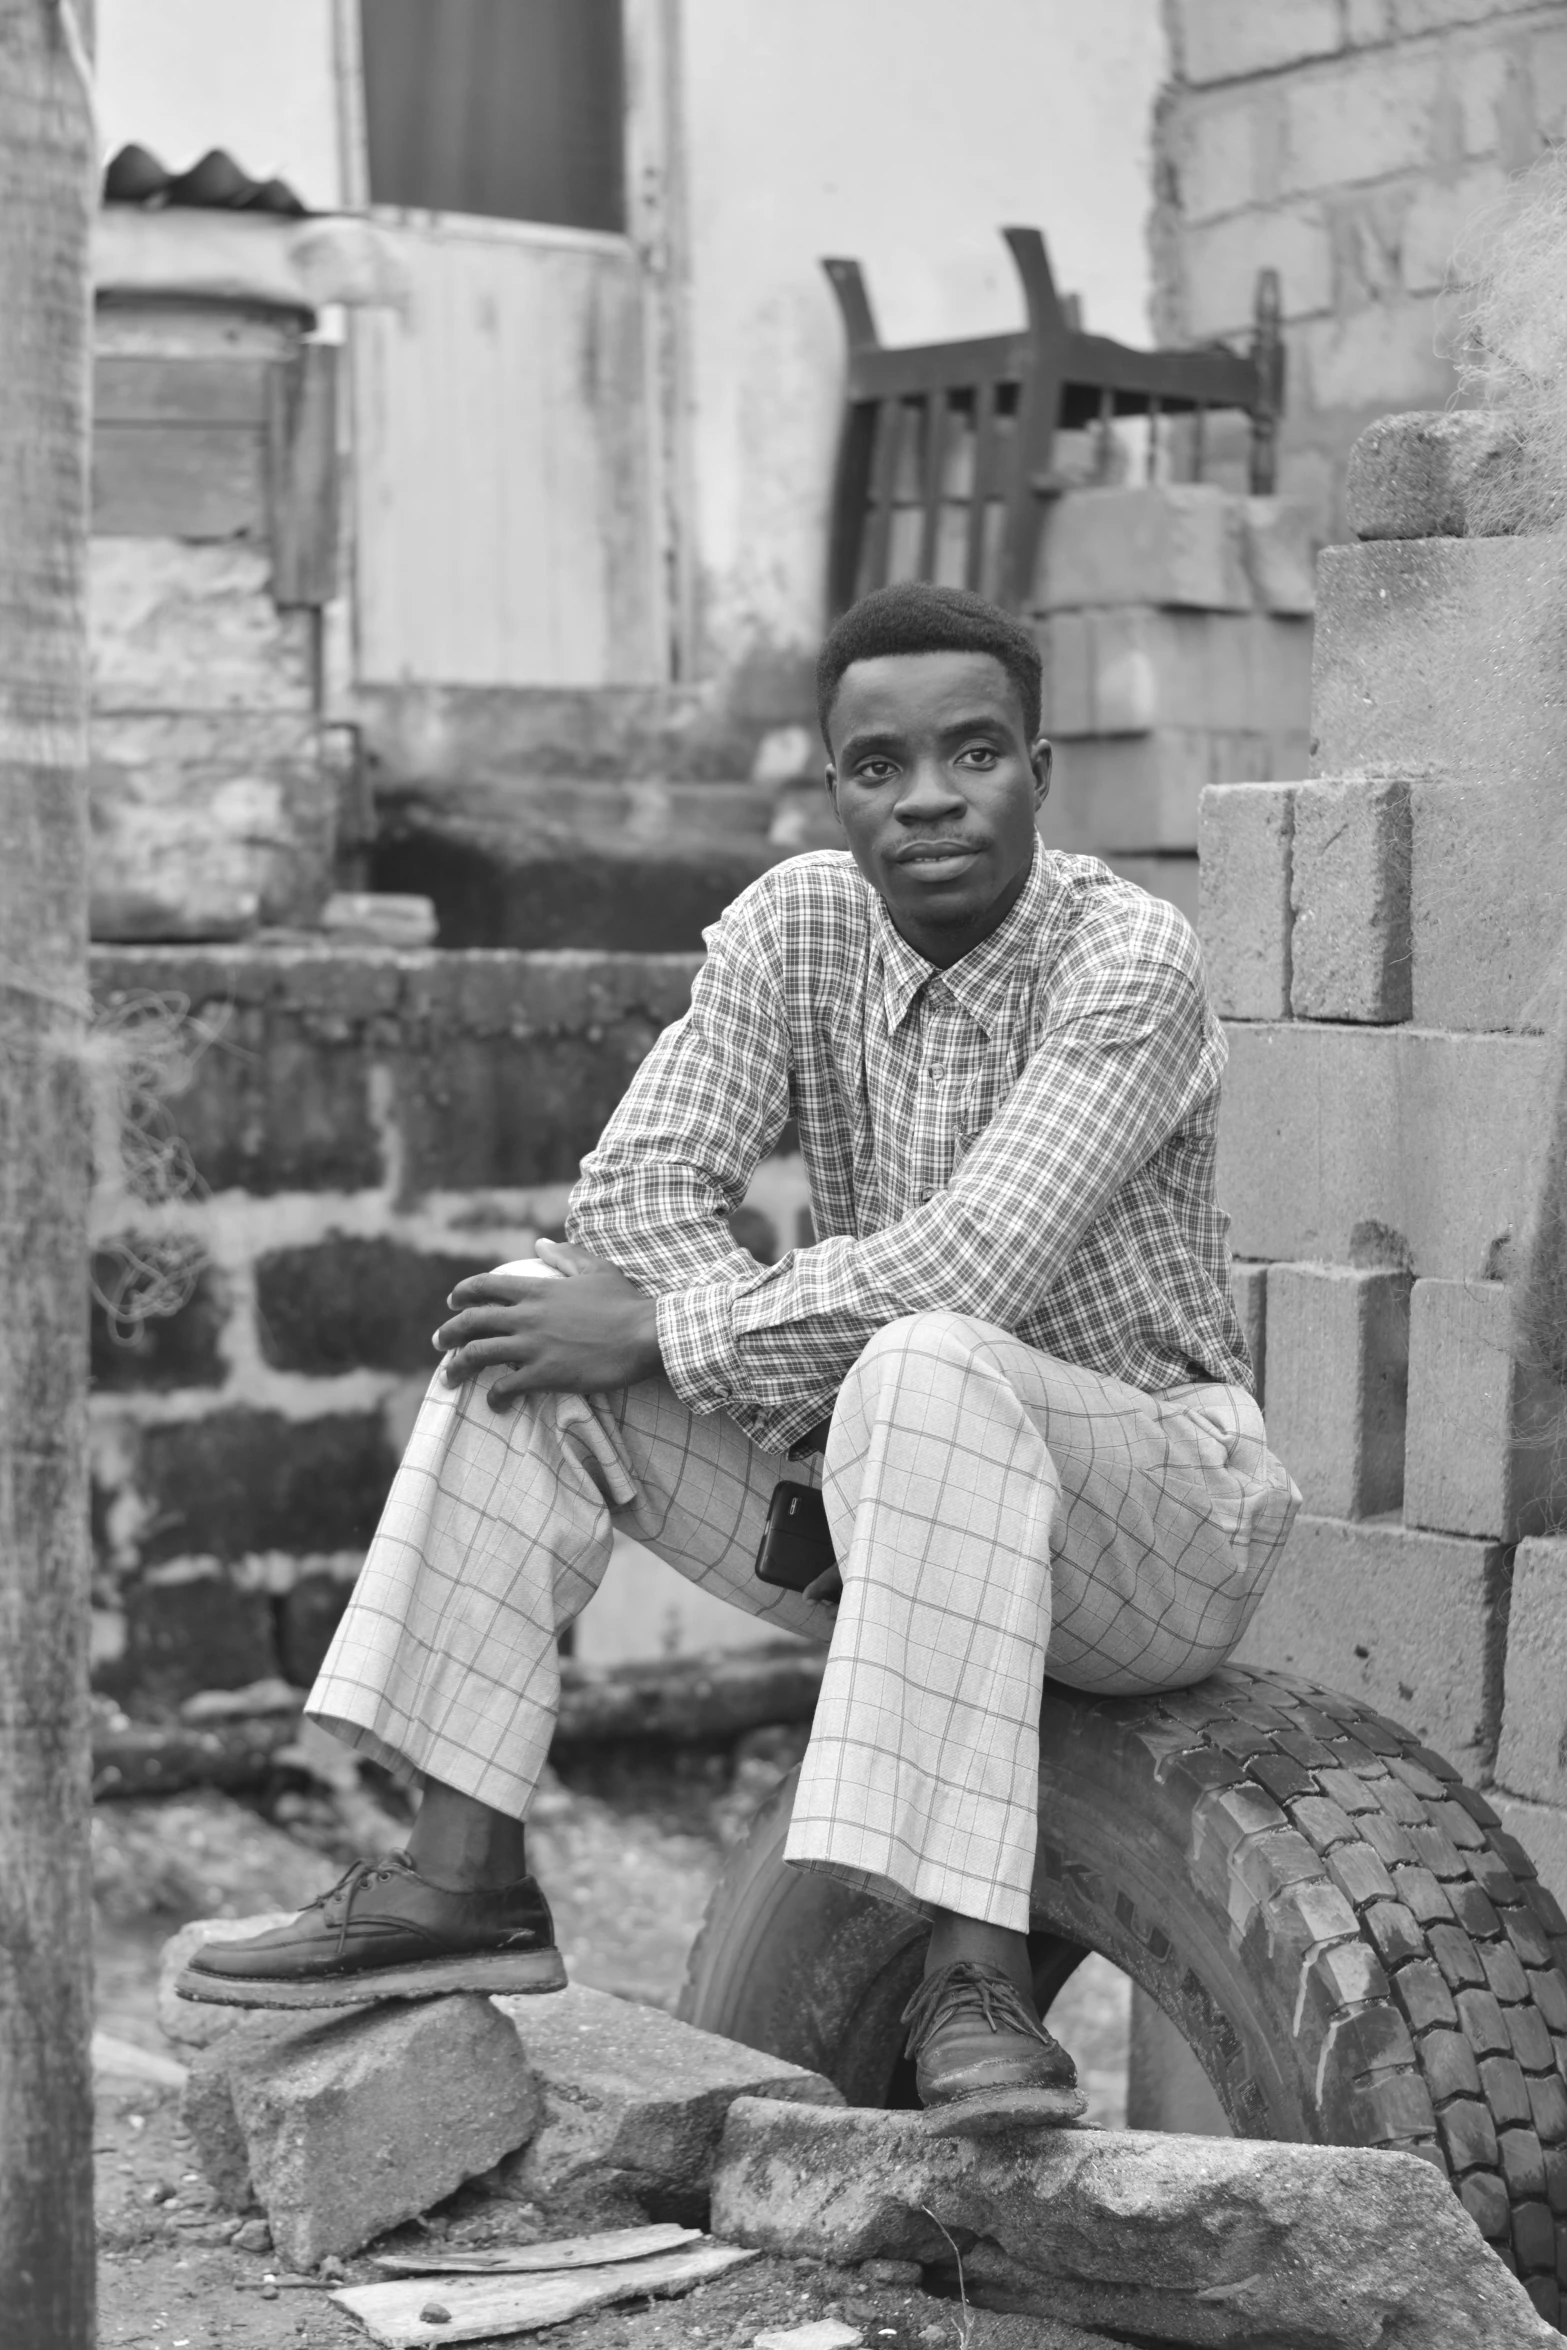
[435,1240,662,1406]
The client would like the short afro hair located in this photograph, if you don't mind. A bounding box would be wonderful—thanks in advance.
[816,581,1042,746]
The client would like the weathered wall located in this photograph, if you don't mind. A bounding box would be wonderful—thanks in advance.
[1202,412,1567,1911]
[89,945,808,1711]
[1154,0,1567,538]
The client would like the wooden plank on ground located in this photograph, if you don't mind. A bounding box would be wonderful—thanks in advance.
[370,2223,700,2277]
[332,2241,760,2347]
[92,422,265,539]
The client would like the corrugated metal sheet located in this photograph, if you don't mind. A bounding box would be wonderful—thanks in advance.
[352,220,664,689]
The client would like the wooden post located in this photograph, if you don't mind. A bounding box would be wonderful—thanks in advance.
[0,3,99,2341]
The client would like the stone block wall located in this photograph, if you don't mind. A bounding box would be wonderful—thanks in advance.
[1203,414,1567,1901]
[1032,484,1316,923]
[89,944,808,1712]
[1153,0,1567,538]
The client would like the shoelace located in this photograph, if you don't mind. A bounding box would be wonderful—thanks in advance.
[901,1959,1057,2062]
[299,1853,414,1962]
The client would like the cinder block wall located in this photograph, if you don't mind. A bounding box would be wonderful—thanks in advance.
[1031,483,1316,923]
[1153,0,1567,538]
[89,945,807,1712]
[1204,413,1567,1902]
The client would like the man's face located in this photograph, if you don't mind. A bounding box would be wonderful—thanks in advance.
[824,650,1052,967]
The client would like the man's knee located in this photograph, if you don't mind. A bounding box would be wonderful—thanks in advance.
[843,1310,984,1399]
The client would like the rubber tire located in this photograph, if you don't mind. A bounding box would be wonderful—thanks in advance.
[681,1663,1567,2326]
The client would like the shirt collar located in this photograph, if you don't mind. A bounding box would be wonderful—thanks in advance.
[873,842,1060,1039]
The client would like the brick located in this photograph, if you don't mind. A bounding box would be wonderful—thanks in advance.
[1231,1515,1509,1779]
[1497,1543,1567,1807]
[1406,1281,1554,1539]
[1232,1262,1268,1405]
[1183,207,1335,339]
[255,1238,497,1375]
[1171,0,1343,83]
[135,1409,396,1566]
[1265,1264,1410,1516]
[1290,778,1412,1023]
[183,1995,542,2265]
[1198,783,1294,1018]
[1281,49,1444,199]
[1311,537,1567,790]
[1033,486,1253,613]
[1043,731,1301,856]
[1410,777,1567,1031]
[499,1982,841,2212]
[1100,854,1200,928]
[1163,83,1279,224]
[1346,410,1524,541]
[90,1249,228,1391]
[1243,497,1317,616]
[95,1570,278,1710]
[1217,1021,1549,1276]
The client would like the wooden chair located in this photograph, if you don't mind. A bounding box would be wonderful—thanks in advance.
[822,226,1284,616]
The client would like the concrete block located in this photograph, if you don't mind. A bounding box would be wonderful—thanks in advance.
[1290,777,1412,1023]
[1230,1261,1268,1408]
[710,2098,1552,2350]
[254,1238,497,1375]
[134,1408,395,1568]
[1264,1263,1411,1517]
[1230,1514,1509,1780]
[1311,537,1567,789]
[1497,1540,1567,1806]
[183,1994,542,2266]
[1198,783,1294,1019]
[497,1982,841,2215]
[90,1252,227,1392]
[1171,0,1343,83]
[1243,496,1316,616]
[1182,207,1335,340]
[1040,610,1312,740]
[98,1572,280,1713]
[1405,1280,1557,1540]
[1217,1021,1549,1278]
[1033,486,1253,614]
[1042,730,1299,855]
[1411,777,1567,1032]
[1101,853,1199,929]
[1346,410,1524,541]
[1295,296,1457,420]
[1280,48,1442,200]
[1163,83,1271,223]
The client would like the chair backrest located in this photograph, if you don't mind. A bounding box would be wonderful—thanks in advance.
[823,226,1284,616]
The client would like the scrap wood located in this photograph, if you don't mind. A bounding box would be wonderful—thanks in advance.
[371,2222,701,2276]
[332,2240,760,2347]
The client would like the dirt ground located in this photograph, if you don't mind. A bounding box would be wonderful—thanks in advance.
[92,1743,1131,2350]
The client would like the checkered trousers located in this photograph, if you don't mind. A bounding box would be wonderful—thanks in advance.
[309,1300,1298,1932]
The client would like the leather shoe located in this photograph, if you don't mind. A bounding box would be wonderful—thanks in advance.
[177,1852,566,2010]
[903,1958,1087,2134]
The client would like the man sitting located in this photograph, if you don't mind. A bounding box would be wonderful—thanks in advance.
[184,582,1299,2134]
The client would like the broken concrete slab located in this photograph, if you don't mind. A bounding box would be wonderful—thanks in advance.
[494,1982,842,2220]
[183,1993,542,2268]
[711,2097,1556,2350]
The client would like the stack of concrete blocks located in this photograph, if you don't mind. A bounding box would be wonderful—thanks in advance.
[1203,411,1567,1909]
[1031,484,1316,927]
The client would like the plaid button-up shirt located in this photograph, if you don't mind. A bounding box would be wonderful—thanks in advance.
[568,845,1251,1454]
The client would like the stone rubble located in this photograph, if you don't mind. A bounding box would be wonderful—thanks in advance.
[493,1980,842,2218]
[182,1992,542,2269]
[710,2096,1558,2350]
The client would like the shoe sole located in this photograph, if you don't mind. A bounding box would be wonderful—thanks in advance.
[175,1947,568,2010]
[920,2082,1088,2136]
